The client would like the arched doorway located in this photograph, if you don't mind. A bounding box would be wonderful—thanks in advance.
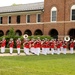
[15,30,22,36]
[0,30,4,36]
[6,30,9,35]
[68,29,75,39]
[49,29,58,39]
[24,30,32,36]
[34,29,43,35]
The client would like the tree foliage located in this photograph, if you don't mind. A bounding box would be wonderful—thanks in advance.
[8,27,15,38]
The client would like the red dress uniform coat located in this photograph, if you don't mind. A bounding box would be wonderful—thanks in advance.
[24,42,30,48]
[9,41,14,48]
[1,40,6,47]
[34,41,41,48]
[70,42,74,48]
[16,40,21,48]
[51,42,55,48]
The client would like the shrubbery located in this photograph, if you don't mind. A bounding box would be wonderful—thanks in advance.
[0,27,52,48]
[28,35,52,40]
[0,35,52,48]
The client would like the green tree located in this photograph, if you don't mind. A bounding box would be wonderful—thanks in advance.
[8,28,15,38]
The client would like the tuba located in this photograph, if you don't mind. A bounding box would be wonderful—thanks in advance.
[23,34,28,39]
[64,36,70,42]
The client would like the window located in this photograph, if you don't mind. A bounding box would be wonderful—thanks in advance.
[8,16,11,24]
[51,7,57,22]
[0,17,3,24]
[72,10,75,20]
[17,15,20,23]
[37,14,41,22]
[26,15,30,23]
[71,5,75,21]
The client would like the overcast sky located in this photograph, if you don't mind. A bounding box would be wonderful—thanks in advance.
[0,0,44,7]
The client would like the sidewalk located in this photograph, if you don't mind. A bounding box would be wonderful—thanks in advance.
[0,50,75,56]
[0,53,27,56]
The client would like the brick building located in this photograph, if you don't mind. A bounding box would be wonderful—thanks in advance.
[0,0,75,39]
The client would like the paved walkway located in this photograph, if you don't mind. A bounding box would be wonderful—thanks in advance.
[0,50,75,56]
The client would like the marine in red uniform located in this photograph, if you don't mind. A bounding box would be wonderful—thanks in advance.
[34,39,41,55]
[46,40,50,54]
[1,37,6,53]
[51,39,55,55]
[70,39,74,54]
[16,38,21,55]
[41,40,48,55]
[56,40,61,55]
[30,39,35,54]
[60,40,63,53]
[9,38,14,54]
[63,41,67,54]
[23,39,30,55]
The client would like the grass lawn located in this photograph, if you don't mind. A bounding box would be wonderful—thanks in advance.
[0,54,75,75]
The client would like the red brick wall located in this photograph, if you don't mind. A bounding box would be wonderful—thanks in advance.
[65,22,75,35]
[3,16,7,24]
[0,24,43,35]
[44,0,65,22]
[0,0,75,38]
[65,0,75,21]
[21,15,26,23]
[43,0,75,36]
[41,13,44,22]
[11,15,16,24]
[30,14,36,23]
[43,23,65,35]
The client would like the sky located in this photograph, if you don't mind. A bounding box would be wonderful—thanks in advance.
[0,0,44,7]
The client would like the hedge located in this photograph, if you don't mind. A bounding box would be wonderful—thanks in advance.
[0,35,52,48]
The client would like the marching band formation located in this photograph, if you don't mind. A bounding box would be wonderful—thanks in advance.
[0,37,75,55]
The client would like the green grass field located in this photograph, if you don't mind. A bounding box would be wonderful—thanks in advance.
[0,54,75,75]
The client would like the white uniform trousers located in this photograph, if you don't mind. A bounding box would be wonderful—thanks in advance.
[51,48,54,55]
[17,48,20,55]
[42,48,47,55]
[57,48,60,55]
[24,47,30,55]
[70,48,74,54]
[47,48,50,54]
[60,47,63,53]
[10,47,13,54]
[63,48,66,54]
[35,48,40,55]
[30,47,35,53]
[1,47,5,53]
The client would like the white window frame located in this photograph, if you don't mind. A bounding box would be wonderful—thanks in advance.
[36,13,41,23]
[70,5,75,21]
[8,16,11,24]
[26,14,30,23]
[51,7,57,22]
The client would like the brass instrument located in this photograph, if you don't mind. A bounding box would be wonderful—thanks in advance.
[64,36,70,42]
[23,34,28,39]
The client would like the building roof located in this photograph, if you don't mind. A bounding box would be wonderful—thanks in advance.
[0,2,44,13]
